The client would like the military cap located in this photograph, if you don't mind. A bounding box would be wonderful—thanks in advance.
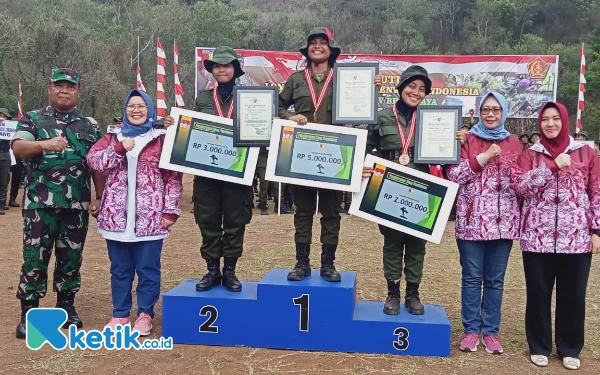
[50,68,80,84]
[300,27,341,62]
[203,46,245,79]
[0,108,12,119]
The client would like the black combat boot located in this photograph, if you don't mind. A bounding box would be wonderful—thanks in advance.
[56,293,83,329]
[16,299,39,339]
[405,281,425,315]
[287,244,311,281]
[196,258,222,292]
[9,199,20,207]
[222,257,242,292]
[320,244,341,282]
[257,203,268,215]
[383,280,401,315]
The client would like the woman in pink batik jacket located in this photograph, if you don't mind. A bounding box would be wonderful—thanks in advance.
[448,92,522,355]
[513,101,600,370]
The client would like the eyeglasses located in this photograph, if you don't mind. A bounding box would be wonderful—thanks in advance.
[481,107,502,115]
[126,104,148,111]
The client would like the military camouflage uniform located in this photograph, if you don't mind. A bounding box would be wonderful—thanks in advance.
[13,104,101,301]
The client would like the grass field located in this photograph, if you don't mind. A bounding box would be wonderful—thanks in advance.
[0,175,598,374]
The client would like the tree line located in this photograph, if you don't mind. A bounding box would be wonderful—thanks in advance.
[0,0,599,137]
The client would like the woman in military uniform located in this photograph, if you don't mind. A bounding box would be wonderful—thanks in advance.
[166,46,253,293]
[365,66,433,316]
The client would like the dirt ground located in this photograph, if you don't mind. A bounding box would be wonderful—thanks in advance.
[0,174,599,375]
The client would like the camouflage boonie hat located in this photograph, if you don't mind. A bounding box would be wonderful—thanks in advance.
[50,68,80,84]
[0,108,12,119]
[575,130,589,139]
[300,27,341,63]
[203,46,245,79]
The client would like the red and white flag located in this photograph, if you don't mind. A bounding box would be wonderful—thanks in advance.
[136,65,147,92]
[174,41,185,108]
[17,80,23,119]
[156,38,167,119]
[576,43,586,132]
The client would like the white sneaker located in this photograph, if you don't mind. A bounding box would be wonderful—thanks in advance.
[530,355,548,367]
[563,357,580,370]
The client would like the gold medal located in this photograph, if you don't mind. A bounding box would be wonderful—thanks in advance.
[399,154,410,166]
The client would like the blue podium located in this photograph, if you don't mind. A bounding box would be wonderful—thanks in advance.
[162,269,451,357]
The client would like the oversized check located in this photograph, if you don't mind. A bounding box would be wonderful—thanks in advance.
[265,120,367,192]
[159,108,259,186]
[349,154,458,244]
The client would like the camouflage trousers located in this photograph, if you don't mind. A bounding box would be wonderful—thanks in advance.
[17,208,90,301]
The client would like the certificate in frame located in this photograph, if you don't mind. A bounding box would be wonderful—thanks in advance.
[233,86,279,147]
[159,107,260,186]
[332,63,379,125]
[265,119,368,192]
[349,154,459,244]
[413,105,462,165]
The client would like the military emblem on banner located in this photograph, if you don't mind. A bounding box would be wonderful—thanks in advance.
[528,57,551,79]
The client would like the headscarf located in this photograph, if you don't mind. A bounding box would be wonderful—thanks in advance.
[538,102,571,159]
[469,92,511,141]
[121,89,156,138]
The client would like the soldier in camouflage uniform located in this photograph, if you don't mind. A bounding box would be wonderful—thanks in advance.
[11,69,105,338]
[278,27,345,283]
[366,66,432,316]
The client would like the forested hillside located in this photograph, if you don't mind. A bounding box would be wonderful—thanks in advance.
[1,0,599,136]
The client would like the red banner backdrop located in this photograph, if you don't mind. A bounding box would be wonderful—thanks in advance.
[196,48,559,119]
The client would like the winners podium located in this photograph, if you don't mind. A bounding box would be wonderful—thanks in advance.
[162,269,451,357]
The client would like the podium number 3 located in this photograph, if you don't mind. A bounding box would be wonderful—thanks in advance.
[393,327,409,350]
[199,305,219,333]
[293,294,309,332]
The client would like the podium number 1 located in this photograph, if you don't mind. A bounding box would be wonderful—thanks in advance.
[293,294,309,332]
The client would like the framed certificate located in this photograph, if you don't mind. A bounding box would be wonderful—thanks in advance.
[332,63,379,125]
[159,108,260,186]
[349,154,459,244]
[265,119,368,192]
[233,86,278,147]
[413,106,462,165]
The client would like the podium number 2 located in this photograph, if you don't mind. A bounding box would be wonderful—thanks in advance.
[293,294,309,332]
[199,305,218,333]
[393,327,409,350]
